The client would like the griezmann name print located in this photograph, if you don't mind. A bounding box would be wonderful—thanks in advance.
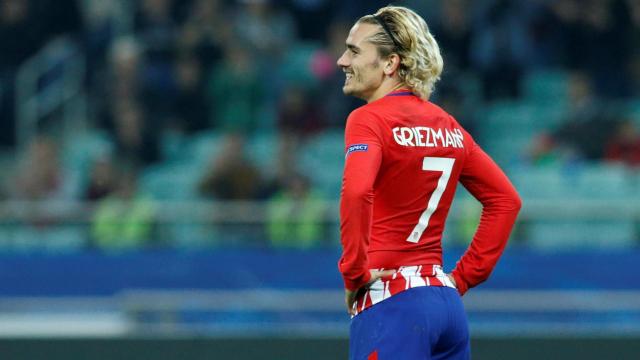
[392,126,464,148]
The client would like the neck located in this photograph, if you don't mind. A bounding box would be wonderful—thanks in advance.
[366,78,406,103]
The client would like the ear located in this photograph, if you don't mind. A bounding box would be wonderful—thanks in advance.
[383,53,401,76]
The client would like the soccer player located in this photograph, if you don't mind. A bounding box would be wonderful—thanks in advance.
[337,6,522,360]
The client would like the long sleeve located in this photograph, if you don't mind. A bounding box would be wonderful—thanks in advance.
[451,142,522,295]
[339,110,383,291]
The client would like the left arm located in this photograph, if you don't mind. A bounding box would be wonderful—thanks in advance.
[450,141,522,295]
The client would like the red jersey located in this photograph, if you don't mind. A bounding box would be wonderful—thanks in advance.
[339,90,521,306]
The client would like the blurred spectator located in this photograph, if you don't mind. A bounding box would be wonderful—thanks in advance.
[134,0,176,53]
[169,53,208,133]
[0,0,80,71]
[177,0,229,67]
[629,0,640,95]
[434,0,471,71]
[91,167,156,251]
[469,0,535,100]
[232,0,298,102]
[553,72,619,160]
[286,0,333,41]
[542,0,633,98]
[132,0,180,123]
[207,43,263,133]
[565,72,600,119]
[578,0,633,98]
[277,86,324,136]
[97,37,159,165]
[0,0,41,147]
[110,101,160,166]
[266,174,326,248]
[99,36,144,114]
[583,0,637,98]
[84,155,119,201]
[271,134,297,193]
[0,0,42,71]
[604,119,640,167]
[11,135,66,201]
[81,0,126,88]
[233,0,297,66]
[528,0,594,68]
[546,0,586,69]
[527,132,560,166]
[198,134,264,200]
[8,135,78,238]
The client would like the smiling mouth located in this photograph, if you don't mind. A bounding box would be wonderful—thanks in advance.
[344,71,354,82]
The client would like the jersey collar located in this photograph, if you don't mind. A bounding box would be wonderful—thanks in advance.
[385,88,414,97]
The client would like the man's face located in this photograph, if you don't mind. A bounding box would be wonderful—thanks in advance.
[336,23,385,101]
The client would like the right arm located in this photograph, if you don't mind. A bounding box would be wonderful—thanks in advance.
[338,110,383,293]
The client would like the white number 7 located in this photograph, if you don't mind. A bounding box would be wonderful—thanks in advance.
[407,157,455,243]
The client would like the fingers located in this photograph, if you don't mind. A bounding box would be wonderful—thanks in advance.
[345,298,354,316]
[345,270,397,316]
[368,269,396,284]
[345,289,357,316]
[375,269,397,278]
[446,273,457,287]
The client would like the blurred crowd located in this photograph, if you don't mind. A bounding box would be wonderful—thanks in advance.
[0,0,639,250]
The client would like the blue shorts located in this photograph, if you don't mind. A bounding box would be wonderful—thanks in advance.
[349,286,470,360]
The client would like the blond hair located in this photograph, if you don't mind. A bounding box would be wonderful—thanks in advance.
[358,6,443,100]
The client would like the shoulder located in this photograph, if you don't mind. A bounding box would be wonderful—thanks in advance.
[347,106,382,124]
[344,106,385,143]
[345,106,384,133]
[425,101,453,119]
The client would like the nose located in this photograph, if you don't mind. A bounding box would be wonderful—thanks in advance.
[336,50,349,68]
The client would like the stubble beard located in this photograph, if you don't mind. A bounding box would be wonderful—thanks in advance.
[343,60,379,98]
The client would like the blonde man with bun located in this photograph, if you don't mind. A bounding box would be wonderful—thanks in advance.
[337,6,521,359]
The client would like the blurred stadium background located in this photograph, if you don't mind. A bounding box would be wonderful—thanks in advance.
[0,0,639,358]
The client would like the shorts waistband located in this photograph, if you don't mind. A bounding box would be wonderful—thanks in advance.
[352,264,456,317]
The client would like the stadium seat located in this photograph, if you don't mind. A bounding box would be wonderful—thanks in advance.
[527,220,635,249]
[140,163,202,200]
[523,69,570,105]
[575,163,632,198]
[59,131,115,198]
[182,130,224,168]
[298,130,345,197]
[626,100,640,127]
[281,41,322,87]
[246,132,279,177]
[510,165,577,199]
[61,130,113,183]
[10,225,85,253]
